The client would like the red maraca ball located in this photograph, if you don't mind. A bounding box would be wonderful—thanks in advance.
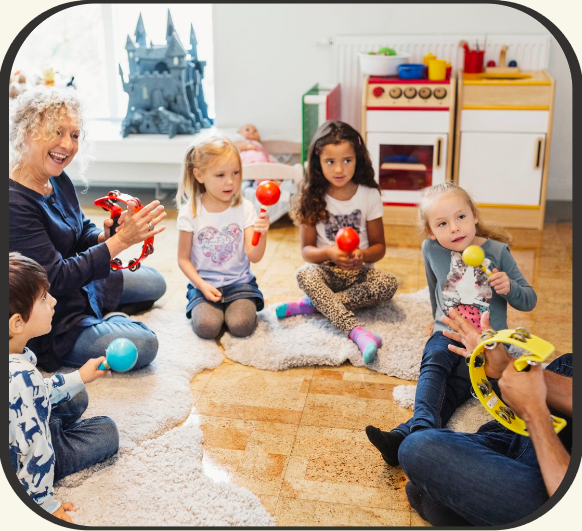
[255,180,281,207]
[335,227,360,254]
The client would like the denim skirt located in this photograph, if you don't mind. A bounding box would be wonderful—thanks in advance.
[185,277,265,318]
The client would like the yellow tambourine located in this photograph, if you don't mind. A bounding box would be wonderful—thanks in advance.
[468,328,567,436]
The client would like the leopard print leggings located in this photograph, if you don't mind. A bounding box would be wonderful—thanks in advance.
[296,262,398,336]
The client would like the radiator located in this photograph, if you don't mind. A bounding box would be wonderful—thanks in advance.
[331,34,551,129]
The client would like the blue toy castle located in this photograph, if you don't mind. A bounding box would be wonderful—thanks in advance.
[119,10,213,138]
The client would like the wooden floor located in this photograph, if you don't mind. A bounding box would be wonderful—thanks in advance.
[86,205,572,527]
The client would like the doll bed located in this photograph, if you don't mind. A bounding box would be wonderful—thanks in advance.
[241,140,303,223]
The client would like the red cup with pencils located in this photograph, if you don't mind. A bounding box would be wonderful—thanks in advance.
[460,40,484,74]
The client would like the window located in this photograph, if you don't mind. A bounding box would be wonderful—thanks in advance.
[12,4,215,121]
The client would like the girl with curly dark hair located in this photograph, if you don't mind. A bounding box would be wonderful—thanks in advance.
[277,121,398,363]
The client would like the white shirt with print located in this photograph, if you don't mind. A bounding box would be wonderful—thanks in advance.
[315,185,384,251]
[177,196,257,288]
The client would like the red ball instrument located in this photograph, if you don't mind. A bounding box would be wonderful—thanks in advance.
[252,180,281,246]
[94,190,154,272]
[335,227,360,254]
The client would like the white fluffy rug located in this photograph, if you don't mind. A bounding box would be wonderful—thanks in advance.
[51,309,275,526]
[222,289,433,380]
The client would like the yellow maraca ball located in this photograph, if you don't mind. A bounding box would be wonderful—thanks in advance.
[462,245,485,268]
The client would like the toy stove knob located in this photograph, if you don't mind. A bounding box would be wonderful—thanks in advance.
[404,87,417,99]
[433,87,447,99]
[372,86,385,98]
[388,87,402,98]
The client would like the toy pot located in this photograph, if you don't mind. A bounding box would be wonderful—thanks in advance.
[252,180,281,246]
[398,64,426,80]
[428,59,447,81]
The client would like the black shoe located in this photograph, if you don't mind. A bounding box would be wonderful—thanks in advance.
[405,482,472,526]
[116,300,155,316]
[365,425,405,466]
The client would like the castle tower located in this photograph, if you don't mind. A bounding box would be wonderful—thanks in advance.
[166,9,176,44]
[125,36,137,76]
[189,24,198,61]
[135,13,146,47]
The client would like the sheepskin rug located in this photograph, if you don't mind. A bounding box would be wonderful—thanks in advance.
[221,288,433,380]
[51,309,275,527]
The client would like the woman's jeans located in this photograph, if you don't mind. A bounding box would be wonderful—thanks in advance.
[62,267,166,370]
[50,390,119,481]
[398,354,573,526]
[394,332,472,437]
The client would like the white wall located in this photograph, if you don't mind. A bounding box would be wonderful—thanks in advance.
[213,3,574,201]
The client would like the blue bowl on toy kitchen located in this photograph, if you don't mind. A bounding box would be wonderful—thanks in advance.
[398,63,427,79]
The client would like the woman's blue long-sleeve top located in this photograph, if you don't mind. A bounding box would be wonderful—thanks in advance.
[9,172,122,371]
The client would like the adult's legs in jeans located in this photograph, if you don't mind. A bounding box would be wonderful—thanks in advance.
[117,266,167,314]
[399,428,549,526]
[398,355,573,526]
[224,298,257,337]
[191,301,225,339]
[62,315,159,369]
[50,390,119,481]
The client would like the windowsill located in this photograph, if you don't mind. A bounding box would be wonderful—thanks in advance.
[86,119,230,164]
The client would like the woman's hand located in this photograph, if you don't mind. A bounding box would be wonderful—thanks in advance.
[99,211,128,243]
[441,308,512,379]
[253,210,270,236]
[489,268,511,295]
[116,200,167,247]
[79,357,111,384]
[200,281,222,303]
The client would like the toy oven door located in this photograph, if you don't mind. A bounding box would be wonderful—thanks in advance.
[367,132,448,205]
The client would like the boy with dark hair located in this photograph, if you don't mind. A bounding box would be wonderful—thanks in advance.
[9,252,119,523]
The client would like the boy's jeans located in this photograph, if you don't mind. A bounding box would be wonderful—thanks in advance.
[50,390,119,481]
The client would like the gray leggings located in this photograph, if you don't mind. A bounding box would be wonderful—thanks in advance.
[296,262,398,335]
[191,298,258,339]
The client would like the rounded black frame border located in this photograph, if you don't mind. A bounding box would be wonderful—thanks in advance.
[2,1,578,529]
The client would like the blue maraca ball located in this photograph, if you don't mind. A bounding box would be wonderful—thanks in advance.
[104,338,138,372]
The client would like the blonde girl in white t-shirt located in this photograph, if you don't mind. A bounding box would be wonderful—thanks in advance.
[276,121,398,363]
[176,137,270,339]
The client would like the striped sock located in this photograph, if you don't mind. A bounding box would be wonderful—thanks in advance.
[275,295,317,319]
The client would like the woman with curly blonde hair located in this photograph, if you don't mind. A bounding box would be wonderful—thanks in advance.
[9,86,167,372]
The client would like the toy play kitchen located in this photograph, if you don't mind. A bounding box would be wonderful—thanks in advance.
[454,42,555,230]
[361,54,456,225]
